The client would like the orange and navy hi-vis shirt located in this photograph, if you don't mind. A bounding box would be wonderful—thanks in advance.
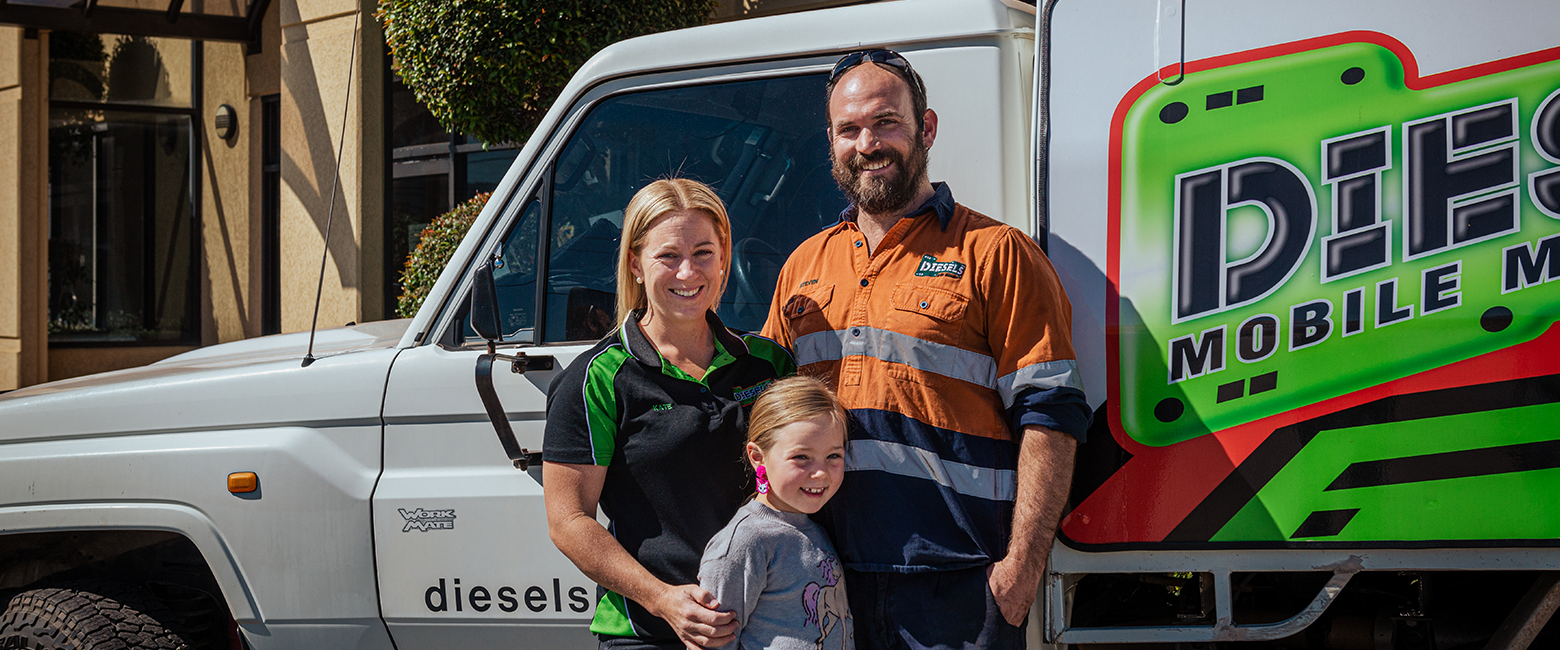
[761,183,1092,572]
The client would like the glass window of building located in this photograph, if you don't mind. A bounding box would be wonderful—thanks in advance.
[261,94,282,336]
[387,73,523,320]
[48,32,199,344]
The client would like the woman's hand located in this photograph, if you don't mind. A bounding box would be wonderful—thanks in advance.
[546,462,736,648]
[648,584,737,650]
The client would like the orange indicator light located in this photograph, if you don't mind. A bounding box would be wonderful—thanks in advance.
[228,472,258,494]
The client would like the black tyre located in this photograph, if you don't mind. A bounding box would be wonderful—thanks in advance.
[0,580,191,649]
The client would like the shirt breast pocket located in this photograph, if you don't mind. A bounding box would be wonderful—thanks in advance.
[889,283,968,328]
[783,284,834,338]
[885,284,972,387]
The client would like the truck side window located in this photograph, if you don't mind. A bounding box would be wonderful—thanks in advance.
[461,198,541,343]
[542,73,844,342]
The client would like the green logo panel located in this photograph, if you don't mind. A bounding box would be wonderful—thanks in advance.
[1116,40,1560,448]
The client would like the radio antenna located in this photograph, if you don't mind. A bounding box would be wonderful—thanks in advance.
[302,8,363,368]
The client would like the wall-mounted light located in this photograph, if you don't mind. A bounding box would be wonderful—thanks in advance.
[214,104,238,140]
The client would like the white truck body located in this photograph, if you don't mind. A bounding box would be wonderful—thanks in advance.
[5,0,1560,648]
[2,1,1036,647]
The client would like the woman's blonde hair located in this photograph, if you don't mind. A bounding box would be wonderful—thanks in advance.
[616,178,733,324]
[748,376,848,456]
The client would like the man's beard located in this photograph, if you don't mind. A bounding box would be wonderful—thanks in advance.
[831,134,930,216]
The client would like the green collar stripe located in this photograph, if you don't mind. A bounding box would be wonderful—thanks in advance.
[742,334,798,377]
[583,345,633,467]
[658,339,737,386]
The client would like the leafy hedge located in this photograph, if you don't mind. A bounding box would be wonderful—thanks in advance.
[397,192,491,318]
[378,0,718,145]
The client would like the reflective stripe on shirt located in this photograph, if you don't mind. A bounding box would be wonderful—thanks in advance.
[794,327,997,391]
[996,359,1084,407]
[797,328,1086,410]
[846,439,1017,502]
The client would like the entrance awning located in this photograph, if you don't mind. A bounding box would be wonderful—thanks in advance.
[0,0,272,51]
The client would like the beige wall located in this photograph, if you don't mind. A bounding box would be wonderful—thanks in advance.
[0,28,19,390]
[202,38,257,345]
[0,28,47,391]
[278,0,384,333]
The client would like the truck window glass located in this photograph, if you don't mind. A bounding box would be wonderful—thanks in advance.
[542,73,843,341]
[461,198,541,343]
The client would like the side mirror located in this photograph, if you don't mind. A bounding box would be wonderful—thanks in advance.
[469,254,551,471]
[470,256,502,345]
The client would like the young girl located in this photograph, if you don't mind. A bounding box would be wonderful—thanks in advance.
[699,376,854,650]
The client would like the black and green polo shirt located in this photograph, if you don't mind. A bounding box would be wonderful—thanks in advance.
[543,310,795,643]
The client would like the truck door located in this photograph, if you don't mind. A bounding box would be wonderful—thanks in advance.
[373,64,844,649]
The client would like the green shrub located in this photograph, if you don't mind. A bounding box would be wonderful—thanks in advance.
[397,192,491,318]
[378,0,718,145]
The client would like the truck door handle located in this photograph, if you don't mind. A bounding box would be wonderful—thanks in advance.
[473,351,555,470]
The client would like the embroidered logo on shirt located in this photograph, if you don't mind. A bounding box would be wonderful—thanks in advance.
[732,379,773,406]
[799,278,819,288]
[651,403,674,411]
[914,254,966,279]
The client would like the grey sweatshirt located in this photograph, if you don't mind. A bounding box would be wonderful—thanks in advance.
[699,500,854,650]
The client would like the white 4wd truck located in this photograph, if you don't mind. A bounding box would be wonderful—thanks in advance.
[7,0,1560,649]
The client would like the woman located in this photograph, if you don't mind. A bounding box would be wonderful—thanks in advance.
[543,178,796,650]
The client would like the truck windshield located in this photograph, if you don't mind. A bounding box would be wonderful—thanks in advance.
[541,73,843,341]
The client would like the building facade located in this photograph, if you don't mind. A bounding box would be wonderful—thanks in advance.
[0,0,845,390]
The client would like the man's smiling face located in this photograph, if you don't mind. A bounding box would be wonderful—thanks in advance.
[827,64,933,216]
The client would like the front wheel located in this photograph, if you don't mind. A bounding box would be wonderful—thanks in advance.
[0,580,191,649]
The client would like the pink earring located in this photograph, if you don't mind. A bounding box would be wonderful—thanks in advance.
[755,465,770,494]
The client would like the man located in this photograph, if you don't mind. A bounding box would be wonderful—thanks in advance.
[761,49,1091,649]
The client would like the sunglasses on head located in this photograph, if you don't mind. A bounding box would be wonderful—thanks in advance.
[829,49,923,95]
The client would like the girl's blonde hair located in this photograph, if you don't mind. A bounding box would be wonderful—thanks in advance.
[615,178,733,324]
[748,376,848,455]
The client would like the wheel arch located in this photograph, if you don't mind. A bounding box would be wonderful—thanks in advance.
[0,502,262,623]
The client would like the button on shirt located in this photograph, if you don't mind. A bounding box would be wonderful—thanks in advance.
[761,183,1090,572]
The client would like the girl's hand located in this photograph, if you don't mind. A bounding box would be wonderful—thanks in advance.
[653,584,737,649]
